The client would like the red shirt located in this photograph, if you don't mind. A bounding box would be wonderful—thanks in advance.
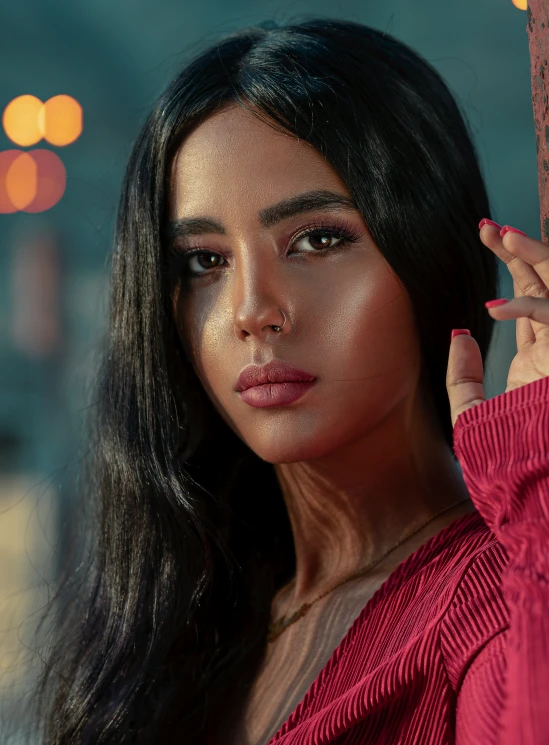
[265,375,549,744]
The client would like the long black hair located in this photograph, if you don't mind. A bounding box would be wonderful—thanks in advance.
[25,17,498,744]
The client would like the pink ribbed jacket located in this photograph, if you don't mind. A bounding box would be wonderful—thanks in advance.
[263,375,549,744]
[204,377,549,745]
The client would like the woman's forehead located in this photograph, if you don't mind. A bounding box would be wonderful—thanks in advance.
[169,108,345,220]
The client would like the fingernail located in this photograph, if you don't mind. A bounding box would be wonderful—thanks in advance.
[478,218,502,230]
[485,298,509,308]
[500,225,527,237]
[451,329,471,340]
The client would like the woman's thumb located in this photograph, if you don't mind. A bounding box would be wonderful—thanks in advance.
[446,330,486,429]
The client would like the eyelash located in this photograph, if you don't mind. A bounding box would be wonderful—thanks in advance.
[162,219,363,283]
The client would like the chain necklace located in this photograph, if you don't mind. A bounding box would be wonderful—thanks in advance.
[267,496,472,644]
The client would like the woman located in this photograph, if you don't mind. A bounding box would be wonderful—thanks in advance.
[27,17,549,745]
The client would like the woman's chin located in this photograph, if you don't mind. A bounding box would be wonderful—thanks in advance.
[246,434,339,465]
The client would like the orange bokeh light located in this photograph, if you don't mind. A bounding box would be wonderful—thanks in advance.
[512,0,527,8]
[39,95,83,146]
[6,152,37,210]
[2,95,43,147]
[2,94,83,147]
[0,151,23,212]
[0,149,66,213]
[24,150,66,212]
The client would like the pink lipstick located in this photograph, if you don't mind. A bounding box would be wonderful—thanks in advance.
[236,360,317,408]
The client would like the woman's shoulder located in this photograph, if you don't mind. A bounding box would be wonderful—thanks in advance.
[421,509,508,635]
[336,511,506,671]
[379,509,506,614]
[437,508,507,587]
[436,511,508,690]
[438,509,508,611]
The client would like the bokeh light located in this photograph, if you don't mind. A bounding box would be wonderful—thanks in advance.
[512,0,527,9]
[2,95,43,147]
[0,150,23,212]
[24,149,66,212]
[0,149,66,213]
[39,95,83,146]
[6,152,36,210]
[2,94,83,147]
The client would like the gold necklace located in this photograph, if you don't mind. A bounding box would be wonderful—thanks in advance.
[267,497,472,644]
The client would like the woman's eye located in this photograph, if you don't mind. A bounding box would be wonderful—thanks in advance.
[186,252,225,275]
[293,230,342,252]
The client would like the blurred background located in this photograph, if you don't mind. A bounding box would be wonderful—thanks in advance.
[0,0,535,741]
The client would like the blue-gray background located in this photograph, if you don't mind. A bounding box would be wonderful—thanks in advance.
[0,0,536,739]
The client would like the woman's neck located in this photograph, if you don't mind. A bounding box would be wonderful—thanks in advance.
[273,403,471,606]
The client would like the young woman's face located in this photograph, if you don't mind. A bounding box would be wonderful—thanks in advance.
[168,104,422,463]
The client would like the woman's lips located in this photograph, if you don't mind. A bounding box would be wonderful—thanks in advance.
[235,360,316,392]
[239,380,317,408]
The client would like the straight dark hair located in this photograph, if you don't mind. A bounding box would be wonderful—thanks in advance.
[24,17,498,744]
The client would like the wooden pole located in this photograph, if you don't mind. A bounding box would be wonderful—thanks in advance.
[526,0,549,240]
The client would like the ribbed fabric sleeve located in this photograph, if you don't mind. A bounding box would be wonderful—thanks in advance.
[451,375,549,745]
[207,376,549,744]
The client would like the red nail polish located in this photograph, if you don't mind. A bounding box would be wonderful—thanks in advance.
[485,298,508,308]
[478,218,502,230]
[500,225,527,237]
[451,329,471,340]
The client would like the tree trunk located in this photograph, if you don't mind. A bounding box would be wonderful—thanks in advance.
[527,0,549,240]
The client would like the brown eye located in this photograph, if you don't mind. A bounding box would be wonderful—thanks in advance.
[294,229,345,253]
[293,231,342,252]
[186,252,225,274]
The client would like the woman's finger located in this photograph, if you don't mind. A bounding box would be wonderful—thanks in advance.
[501,228,549,287]
[486,294,549,343]
[446,332,486,428]
[480,224,536,348]
[500,228,549,341]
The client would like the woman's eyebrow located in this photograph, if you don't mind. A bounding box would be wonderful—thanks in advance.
[165,189,358,242]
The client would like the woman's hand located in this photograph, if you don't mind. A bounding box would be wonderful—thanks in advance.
[447,220,549,429]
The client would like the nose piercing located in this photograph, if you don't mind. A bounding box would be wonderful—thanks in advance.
[271,309,286,332]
